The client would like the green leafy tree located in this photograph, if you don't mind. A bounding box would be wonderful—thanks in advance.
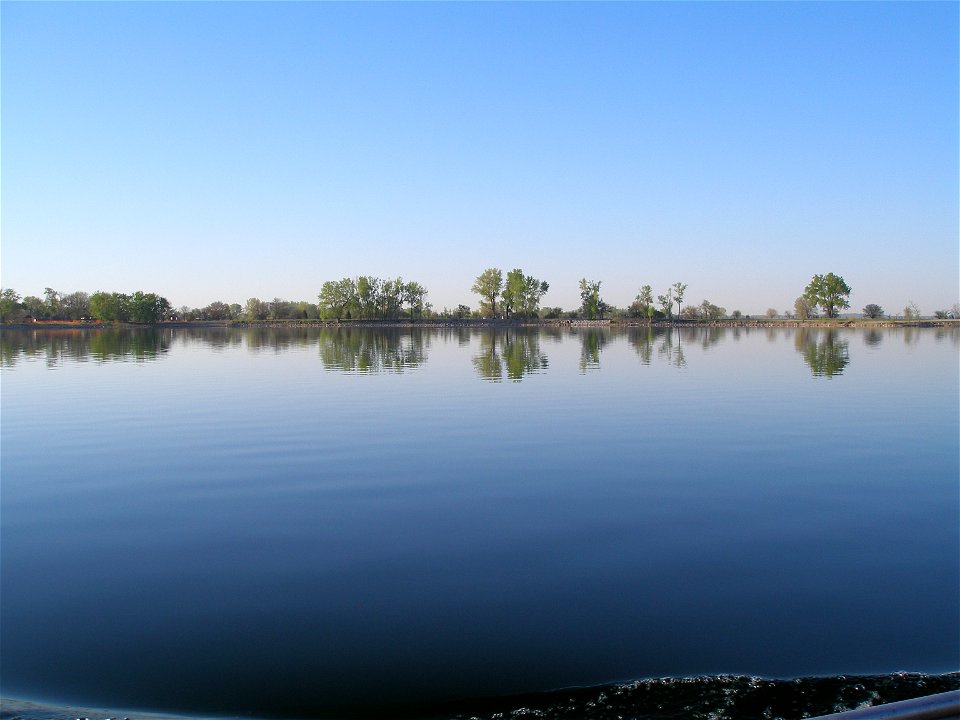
[381,278,404,319]
[521,275,549,318]
[472,268,503,319]
[672,282,687,318]
[203,301,232,321]
[245,297,269,321]
[128,291,170,323]
[89,291,130,322]
[803,273,851,318]
[356,276,380,320]
[632,285,653,318]
[0,289,23,321]
[657,288,673,319]
[862,304,884,319]
[404,281,427,320]
[43,288,62,320]
[579,278,603,319]
[503,269,549,319]
[293,301,318,320]
[22,296,46,318]
[318,278,357,320]
[62,291,90,320]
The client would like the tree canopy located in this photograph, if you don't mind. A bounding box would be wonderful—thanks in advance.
[803,273,851,318]
[579,278,604,320]
[471,268,503,319]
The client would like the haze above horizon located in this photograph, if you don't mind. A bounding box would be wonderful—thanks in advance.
[2,2,957,315]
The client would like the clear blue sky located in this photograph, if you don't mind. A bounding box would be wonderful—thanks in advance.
[2,1,957,315]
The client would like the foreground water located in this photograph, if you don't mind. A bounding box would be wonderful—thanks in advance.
[2,326,958,719]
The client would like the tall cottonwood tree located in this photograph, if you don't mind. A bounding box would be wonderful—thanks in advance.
[502,269,549,319]
[579,278,604,319]
[672,282,687,318]
[803,273,851,318]
[472,268,503,319]
[657,289,673,319]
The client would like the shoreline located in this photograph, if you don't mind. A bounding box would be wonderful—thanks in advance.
[1,318,955,331]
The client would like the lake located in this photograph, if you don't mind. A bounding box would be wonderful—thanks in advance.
[1,325,958,719]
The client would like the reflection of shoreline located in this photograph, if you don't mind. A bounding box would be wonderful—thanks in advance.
[3,326,957,374]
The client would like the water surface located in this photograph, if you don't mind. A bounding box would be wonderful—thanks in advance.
[2,326,957,718]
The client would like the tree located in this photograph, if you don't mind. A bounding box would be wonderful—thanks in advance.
[629,285,655,319]
[903,301,921,320]
[657,288,673,319]
[503,269,549,319]
[356,276,380,320]
[862,304,884,319]
[381,277,404,319]
[579,278,603,319]
[245,297,269,321]
[128,291,170,323]
[62,291,90,320]
[794,296,815,320]
[672,282,687,318]
[0,289,22,321]
[472,268,503,319]
[318,278,357,320]
[765,308,778,319]
[700,300,726,320]
[89,291,130,322]
[803,273,851,318]
[43,288,62,320]
[203,301,232,321]
[404,281,427,320]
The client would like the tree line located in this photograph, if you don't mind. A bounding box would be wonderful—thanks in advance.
[0,288,172,324]
[1,271,954,324]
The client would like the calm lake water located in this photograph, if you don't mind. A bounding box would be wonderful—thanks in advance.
[2,326,958,719]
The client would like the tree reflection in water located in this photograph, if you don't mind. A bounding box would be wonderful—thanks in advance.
[472,329,547,382]
[578,329,607,372]
[318,328,428,373]
[0,329,171,367]
[796,329,850,377]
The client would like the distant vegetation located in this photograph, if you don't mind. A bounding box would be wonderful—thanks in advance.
[1,271,957,324]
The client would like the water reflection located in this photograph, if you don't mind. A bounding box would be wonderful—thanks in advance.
[318,328,428,373]
[4,326,957,377]
[473,329,547,382]
[0,329,170,367]
[578,329,607,372]
[628,328,656,365]
[796,329,850,377]
[863,329,883,347]
[657,329,686,369]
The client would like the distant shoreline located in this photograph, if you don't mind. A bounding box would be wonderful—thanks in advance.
[1,318,955,331]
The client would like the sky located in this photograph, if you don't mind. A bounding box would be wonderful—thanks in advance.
[2,1,957,315]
